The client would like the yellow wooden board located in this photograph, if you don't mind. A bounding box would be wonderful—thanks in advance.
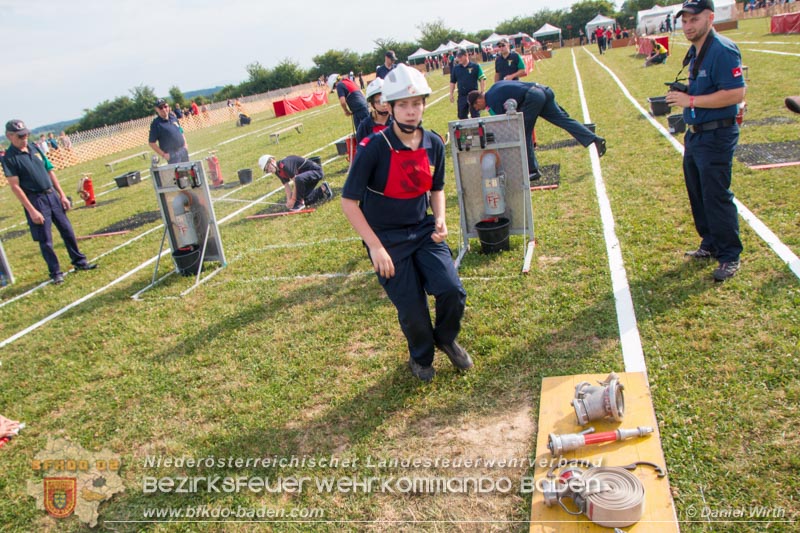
[530,372,679,532]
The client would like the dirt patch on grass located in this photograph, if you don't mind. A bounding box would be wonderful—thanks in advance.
[368,401,535,531]
[93,210,162,234]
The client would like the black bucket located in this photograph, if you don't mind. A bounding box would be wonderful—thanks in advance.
[309,156,322,166]
[647,96,671,116]
[668,114,685,134]
[584,123,596,133]
[238,168,253,185]
[173,246,202,276]
[475,217,511,254]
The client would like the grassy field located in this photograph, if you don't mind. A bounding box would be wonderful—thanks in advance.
[1,17,799,532]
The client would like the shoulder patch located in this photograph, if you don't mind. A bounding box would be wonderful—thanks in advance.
[731,66,742,78]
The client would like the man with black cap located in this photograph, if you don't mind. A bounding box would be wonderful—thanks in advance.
[2,119,97,284]
[449,49,486,119]
[494,37,526,82]
[665,0,746,281]
[376,50,397,80]
[148,98,189,164]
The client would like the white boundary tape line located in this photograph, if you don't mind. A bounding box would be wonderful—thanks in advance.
[582,47,800,280]
[571,49,647,375]
[671,40,800,58]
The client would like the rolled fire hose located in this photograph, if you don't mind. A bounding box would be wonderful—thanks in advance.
[546,466,646,528]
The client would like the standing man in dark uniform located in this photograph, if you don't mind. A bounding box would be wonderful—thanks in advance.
[336,76,370,130]
[148,98,189,163]
[468,82,606,180]
[376,50,397,79]
[666,0,746,281]
[449,48,486,119]
[2,120,97,284]
[494,37,526,82]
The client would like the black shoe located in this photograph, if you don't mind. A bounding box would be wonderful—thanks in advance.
[74,263,98,271]
[684,248,715,260]
[436,341,474,370]
[289,202,306,212]
[321,181,334,201]
[713,260,740,282]
[594,137,607,157]
[529,169,542,181]
[408,358,435,382]
[51,272,65,285]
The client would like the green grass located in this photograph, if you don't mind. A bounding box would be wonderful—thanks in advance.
[1,17,799,532]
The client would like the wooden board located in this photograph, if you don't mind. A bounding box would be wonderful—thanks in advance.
[530,372,679,532]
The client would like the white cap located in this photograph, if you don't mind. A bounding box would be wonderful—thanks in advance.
[258,154,275,172]
[381,64,431,104]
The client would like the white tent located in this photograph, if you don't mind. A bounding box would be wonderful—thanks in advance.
[533,23,562,40]
[480,33,506,48]
[585,14,616,37]
[446,40,460,51]
[431,43,451,55]
[458,39,479,50]
[408,47,431,61]
[637,5,680,35]
[671,0,736,30]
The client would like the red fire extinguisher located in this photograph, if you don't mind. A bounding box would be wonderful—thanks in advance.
[77,174,96,206]
[206,151,224,188]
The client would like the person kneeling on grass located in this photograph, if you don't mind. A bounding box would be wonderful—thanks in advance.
[340,64,473,383]
[258,154,334,212]
[645,39,669,67]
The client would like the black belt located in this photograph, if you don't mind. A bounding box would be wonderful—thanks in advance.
[689,118,735,133]
[25,188,54,196]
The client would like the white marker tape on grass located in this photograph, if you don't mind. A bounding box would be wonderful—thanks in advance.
[744,48,800,58]
[583,48,800,280]
[572,49,647,374]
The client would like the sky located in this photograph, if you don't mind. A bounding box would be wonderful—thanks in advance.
[0,0,584,129]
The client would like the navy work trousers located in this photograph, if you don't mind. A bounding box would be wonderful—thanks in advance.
[375,224,466,367]
[24,190,87,276]
[683,126,742,262]
[520,85,597,173]
[295,168,326,206]
[457,95,480,120]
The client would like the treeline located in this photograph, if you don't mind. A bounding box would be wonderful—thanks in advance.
[68,0,656,134]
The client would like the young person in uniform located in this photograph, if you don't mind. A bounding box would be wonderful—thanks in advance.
[336,76,369,130]
[494,37,526,82]
[341,64,473,383]
[468,81,606,180]
[376,50,397,79]
[258,154,333,212]
[665,0,746,281]
[355,78,392,145]
[449,48,486,119]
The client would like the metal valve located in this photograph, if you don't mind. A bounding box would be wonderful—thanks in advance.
[572,372,625,426]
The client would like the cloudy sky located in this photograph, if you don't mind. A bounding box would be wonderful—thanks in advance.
[0,0,582,129]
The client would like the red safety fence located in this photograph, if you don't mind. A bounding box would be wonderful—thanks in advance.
[273,91,329,117]
[771,12,800,33]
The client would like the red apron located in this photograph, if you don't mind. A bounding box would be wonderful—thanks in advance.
[378,130,432,199]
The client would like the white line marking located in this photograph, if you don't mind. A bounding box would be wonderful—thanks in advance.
[572,49,647,375]
[583,47,800,281]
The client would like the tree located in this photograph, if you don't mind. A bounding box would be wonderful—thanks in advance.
[270,59,309,89]
[311,49,361,78]
[563,0,618,35]
[168,86,186,108]
[416,18,464,52]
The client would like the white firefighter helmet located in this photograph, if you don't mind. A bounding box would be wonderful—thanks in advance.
[365,78,384,101]
[381,64,431,104]
[258,154,275,173]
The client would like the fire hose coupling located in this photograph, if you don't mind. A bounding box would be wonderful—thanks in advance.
[548,426,653,456]
[572,371,625,426]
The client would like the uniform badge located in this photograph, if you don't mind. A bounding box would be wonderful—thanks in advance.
[731,66,742,78]
[43,477,77,519]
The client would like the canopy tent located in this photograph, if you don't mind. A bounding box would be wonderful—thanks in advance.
[585,14,616,37]
[408,47,431,61]
[446,40,460,51]
[533,23,562,40]
[431,43,452,55]
[637,5,680,35]
[458,39,479,50]
[509,32,538,49]
[480,33,506,48]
